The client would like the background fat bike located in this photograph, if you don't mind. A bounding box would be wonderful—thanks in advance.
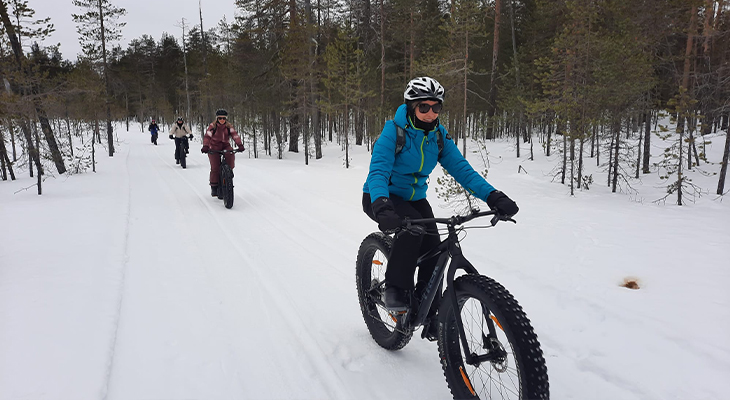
[171,136,190,168]
[355,209,549,399]
[208,149,240,209]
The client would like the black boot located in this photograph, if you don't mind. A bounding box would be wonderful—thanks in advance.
[176,158,180,164]
[211,185,219,197]
[384,285,410,311]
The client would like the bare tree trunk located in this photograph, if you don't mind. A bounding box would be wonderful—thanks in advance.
[199,0,212,124]
[642,111,651,173]
[569,134,575,195]
[546,117,552,157]
[33,121,42,194]
[578,132,584,188]
[486,0,501,140]
[409,10,414,79]
[1,1,67,172]
[718,129,730,194]
[611,121,620,193]
[561,129,566,184]
[462,30,468,157]
[635,124,642,179]
[0,128,15,180]
[98,0,115,157]
[380,0,385,113]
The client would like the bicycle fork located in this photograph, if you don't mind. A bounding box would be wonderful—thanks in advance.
[442,230,506,368]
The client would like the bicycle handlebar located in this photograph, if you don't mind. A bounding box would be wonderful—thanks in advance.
[208,149,242,154]
[404,209,515,232]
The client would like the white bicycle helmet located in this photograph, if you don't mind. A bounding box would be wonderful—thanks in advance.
[404,76,445,102]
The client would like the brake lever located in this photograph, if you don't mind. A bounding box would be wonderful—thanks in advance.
[401,218,426,236]
[490,214,517,226]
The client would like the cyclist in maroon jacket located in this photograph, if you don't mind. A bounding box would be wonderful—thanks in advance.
[201,109,245,197]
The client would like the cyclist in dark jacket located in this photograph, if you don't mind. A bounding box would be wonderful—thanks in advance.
[148,120,160,145]
[362,77,519,319]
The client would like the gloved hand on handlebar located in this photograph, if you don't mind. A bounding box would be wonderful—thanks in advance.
[169,134,174,140]
[486,190,519,217]
[201,145,210,153]
[188,134,193,139]
[371,197,402,233]
[236,144,245,152]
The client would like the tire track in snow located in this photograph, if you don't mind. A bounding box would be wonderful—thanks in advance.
[148,146,355,398]
[101,144,133,400]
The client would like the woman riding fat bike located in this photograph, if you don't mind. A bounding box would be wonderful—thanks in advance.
[362,76,519,337]
[169,116,193,167]
[201,109,244,197]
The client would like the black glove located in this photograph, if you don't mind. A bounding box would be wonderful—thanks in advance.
[486,190,519,216]
[169,134,174,139]
[236,144,245,152]
[188,134,193,139]
[201,145,210,153]
[371,197,402,233]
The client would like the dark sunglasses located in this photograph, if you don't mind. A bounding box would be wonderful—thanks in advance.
[217,116,227,120]
[417,103,443,114]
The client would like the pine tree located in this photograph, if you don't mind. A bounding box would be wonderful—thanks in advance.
[72,0,126,157]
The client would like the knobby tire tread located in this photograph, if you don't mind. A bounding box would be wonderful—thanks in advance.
[438,274,549,400]
[356,232,413,350]
[222,165,234,209]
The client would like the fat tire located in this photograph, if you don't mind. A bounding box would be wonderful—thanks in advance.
[222,167,234,209]
[180,150,186,169]
[438,274,549,399]
[355,232,413,350]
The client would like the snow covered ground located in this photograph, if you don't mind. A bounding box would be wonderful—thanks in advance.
[1,126,728,399]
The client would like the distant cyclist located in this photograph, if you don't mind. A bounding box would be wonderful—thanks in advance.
[148,119,160,145]
[362,76,519,332]
[201,109,245,197]
[169,116,193,164]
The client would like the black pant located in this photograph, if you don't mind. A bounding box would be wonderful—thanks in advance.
[174,137,189,159]
[362,193,441,291]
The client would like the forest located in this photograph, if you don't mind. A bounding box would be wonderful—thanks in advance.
[0,0,728,204]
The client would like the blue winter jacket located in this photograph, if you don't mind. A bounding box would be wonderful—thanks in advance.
[363,104,496,203]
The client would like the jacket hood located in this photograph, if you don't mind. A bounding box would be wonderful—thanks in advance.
[393,104,409,129]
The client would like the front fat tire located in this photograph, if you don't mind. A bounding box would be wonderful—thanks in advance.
[180,152,186,169]
[438,275,549,400]
[355,232,413,350]
[222,169,234,209]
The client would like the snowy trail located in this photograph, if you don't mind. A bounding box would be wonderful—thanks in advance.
[101,133,450,399]
[2,128,728,399]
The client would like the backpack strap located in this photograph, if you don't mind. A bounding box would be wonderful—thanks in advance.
[436,128,444,157]
[394,122,406,155]
[394,121,444,157]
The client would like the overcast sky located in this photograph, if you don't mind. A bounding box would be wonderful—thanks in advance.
[31,0,239,61]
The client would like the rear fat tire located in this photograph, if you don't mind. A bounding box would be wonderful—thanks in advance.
[437,275,549,399]
[355,232,413,350]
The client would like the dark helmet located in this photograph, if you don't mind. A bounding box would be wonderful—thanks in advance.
[215,109,228,117]
[176,116,184,122]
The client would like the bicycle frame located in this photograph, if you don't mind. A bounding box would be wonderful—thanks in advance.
[402,210,509,366]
